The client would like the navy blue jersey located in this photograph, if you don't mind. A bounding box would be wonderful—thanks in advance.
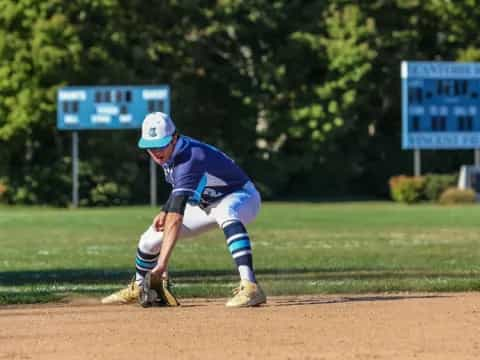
[162,136,250,208]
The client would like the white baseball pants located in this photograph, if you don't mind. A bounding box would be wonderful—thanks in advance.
[138,181,261,254]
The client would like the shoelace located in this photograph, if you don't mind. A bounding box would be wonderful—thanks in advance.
[128,275,136,290]
[121,282,135,294]
[231,285,245,295]
[118,277,137,297]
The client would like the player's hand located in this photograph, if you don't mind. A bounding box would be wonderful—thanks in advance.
[152,260,167,276]
[153,211,167,232]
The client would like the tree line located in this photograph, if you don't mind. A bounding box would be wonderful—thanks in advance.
[1,0,479,205]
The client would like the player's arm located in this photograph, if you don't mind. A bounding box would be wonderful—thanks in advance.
[151,193,189,275]
[152,196,175,232]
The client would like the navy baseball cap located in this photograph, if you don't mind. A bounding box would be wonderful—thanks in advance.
[138,112,176,149]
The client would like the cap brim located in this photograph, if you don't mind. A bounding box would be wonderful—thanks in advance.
[138,135,173,149]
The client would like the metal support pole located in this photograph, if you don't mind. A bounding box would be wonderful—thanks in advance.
[414,149,421,176]
[72,131,79,208]
[475,149,480,167]
[150,158,157,207]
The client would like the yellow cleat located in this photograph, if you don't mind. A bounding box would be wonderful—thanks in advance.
[225,279,267,308]
[101,279,140,305]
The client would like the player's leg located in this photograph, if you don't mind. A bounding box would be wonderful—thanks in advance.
[101,224,165,305]
[135,205,217,306]
[100,224,159,304]
[102,204,216,304]
[210,181,266,307]
[135,204,217,283]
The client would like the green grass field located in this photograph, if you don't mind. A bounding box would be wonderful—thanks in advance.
[1,202,480,304]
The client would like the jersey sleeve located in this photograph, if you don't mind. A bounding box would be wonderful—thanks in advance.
[162,192,189,214]
[171,154,207,205]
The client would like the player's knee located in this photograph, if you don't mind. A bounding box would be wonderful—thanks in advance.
[138,227,163,254]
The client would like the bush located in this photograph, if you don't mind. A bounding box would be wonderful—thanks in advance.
[424,173,458,201]
[389,175,426,204]
[88,181,131,206]
[438,187,476,205]
[2,159,71,206]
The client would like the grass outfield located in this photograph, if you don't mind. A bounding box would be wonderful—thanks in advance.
[1,202,480,304]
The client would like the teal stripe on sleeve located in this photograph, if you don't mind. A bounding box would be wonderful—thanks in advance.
[191,173,207,203]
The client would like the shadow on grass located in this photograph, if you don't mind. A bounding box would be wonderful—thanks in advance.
[0,267,479,286]
[0,267,476,305]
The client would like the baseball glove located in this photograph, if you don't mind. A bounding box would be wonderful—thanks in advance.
[139,272,180,307]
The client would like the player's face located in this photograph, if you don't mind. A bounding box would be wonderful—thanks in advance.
[147,138,176,165]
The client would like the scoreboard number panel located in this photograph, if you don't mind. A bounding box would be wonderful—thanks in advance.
[402,61,480,149]
[57,86,170,130]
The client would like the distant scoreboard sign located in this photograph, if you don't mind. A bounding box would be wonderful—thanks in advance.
[402,61,480,149]
[57,85,170,130]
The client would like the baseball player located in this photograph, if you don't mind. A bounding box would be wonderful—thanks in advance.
[102,112,266,307]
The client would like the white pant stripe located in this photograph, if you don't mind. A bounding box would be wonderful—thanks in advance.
[232,250,252,258]
[227,233,249,245]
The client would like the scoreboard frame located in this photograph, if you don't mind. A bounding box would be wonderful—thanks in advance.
[402,61,480,150]
[56,85,170,207]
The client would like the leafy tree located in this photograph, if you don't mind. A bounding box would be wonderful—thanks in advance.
[2,0,480,204]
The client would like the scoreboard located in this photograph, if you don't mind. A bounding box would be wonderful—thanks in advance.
[402,61,480,149]
[57,85,170,130]
[57,85,170,207]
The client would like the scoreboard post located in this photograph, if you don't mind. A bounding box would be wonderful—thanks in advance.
[57,85,170,207]
[401,61,480,175]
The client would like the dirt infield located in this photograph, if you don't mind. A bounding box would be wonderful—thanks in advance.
[0,293,479,360]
